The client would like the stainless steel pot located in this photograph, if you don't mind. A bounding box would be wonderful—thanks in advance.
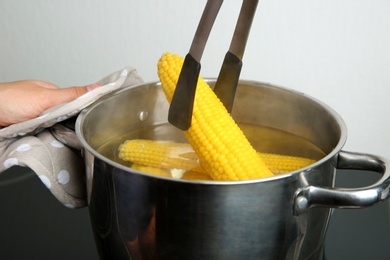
[71,80,389,259]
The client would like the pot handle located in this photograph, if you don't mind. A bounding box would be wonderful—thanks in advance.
[50,117,83,150]
[293,150,390,215]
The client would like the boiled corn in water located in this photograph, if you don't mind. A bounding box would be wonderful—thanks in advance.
[118,139,316,178]
[115,53,320,181]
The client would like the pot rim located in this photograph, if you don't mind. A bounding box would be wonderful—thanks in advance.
[75,79,348,185]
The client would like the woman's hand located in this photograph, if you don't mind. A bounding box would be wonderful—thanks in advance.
[0,80,99,127]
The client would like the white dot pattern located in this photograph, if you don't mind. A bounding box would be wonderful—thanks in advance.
[64,204,75,209]
[56,116,68,122]
[120,68,129,76]
[4,158,18,168]
[16,143,31,152]
[57,170,70,185]
[39,175,52,189]
[50,140,64,148]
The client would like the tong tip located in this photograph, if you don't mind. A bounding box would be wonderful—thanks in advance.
[168,54,200,131]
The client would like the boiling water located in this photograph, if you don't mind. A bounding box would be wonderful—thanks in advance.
[96,123,325,175]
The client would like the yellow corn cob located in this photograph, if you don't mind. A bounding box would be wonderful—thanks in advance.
[131,163,171,178]
[119,139,315,176]
[258,153,315,174]
[182,170,213,181]
[118,140,201,172]
[158,52,273,180]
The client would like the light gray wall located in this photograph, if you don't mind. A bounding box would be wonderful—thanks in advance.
[1,1,390,259]
[1,0,389,158]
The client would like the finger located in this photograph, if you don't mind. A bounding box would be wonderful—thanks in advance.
[54,86,90,103]
[86,83,101,91]
[31,80,60,90]
[46,83,101,106]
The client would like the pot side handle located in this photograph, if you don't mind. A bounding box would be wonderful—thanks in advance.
[50,117,82,150]
[293,150,390,215]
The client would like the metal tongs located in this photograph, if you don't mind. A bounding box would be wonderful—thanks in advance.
[168,0,259,130]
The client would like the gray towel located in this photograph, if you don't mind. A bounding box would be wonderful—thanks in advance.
[0,67,143,208]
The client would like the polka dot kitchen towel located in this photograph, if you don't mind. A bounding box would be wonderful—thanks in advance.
[0,67,143,208]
